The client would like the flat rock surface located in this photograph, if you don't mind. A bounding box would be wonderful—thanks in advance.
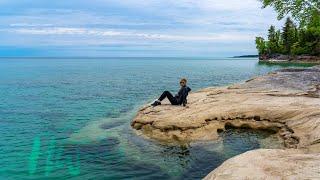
[131,65,320,179]
[204,149,320,180]
[131,66,320,148]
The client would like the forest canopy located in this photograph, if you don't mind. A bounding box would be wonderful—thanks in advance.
[256,0,320,57]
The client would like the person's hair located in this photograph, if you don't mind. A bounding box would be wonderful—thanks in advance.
[180,78,187,83]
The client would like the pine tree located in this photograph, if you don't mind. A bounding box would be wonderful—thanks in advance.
[282,17,297,55]
[275,30,283,53]
[267,25,277,54]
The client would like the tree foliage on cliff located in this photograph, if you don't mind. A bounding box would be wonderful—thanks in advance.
[259,0,319,25]
[256,0,320,56]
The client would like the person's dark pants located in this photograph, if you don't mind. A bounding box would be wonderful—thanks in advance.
[158,91,179,105]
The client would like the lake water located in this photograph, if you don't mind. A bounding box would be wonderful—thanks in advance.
[0,57,309,179]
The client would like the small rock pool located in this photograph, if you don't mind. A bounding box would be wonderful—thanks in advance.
[97,126,284,179]
[52,123,284,179]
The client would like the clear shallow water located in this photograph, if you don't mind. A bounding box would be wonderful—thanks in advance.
[0,57,310,179]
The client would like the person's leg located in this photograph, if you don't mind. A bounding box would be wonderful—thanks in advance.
[158,91,170,101]
[158,91,178,105]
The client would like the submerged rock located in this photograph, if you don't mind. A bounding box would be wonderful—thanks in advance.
[131,65,320,179]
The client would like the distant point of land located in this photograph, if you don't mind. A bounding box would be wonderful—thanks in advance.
[232,55,259,58]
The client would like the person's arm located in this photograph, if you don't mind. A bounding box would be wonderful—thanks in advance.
[182,97,187,106]
[181,87,191,106]
[181,88,189,106]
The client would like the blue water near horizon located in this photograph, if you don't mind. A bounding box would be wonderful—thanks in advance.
[0,57,309,179]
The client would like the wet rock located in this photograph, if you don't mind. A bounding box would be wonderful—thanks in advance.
[259,54,320,62]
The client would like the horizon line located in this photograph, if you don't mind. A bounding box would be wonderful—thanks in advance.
[0,55,259,59]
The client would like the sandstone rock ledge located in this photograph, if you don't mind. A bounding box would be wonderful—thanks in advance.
[204,149,320,180]
[131,65,320,179]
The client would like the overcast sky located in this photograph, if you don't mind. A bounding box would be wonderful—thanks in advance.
[0,0,283,57]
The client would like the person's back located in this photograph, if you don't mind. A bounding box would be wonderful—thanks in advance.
[151,78,191,107]
[175,85,191,106]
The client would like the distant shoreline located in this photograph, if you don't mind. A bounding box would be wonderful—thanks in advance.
[232,55,259,58]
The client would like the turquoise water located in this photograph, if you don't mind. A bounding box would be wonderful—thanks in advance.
[0,58,305,179]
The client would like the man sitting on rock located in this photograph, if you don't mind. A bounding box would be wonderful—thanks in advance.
[151,78,191,107]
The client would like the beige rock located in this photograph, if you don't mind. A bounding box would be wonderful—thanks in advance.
[131,66,320,149]
[204,149,320,180]
[131,65,320,179]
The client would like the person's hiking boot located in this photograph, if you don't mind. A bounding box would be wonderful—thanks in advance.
[151,100,161,107]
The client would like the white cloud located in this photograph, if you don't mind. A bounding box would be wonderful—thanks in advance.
[99,0,262,11]
[167,0,262,11]
[13,27,121,36]
[10,23,53,27]
[9,27,253,42]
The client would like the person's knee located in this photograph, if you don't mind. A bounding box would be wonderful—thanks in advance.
[164,90,169,94]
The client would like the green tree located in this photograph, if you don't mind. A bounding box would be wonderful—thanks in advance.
[256,1,320,57]
[267,25,283,53]
[267,25,277,53]
[304,11,320,55]
[255,37,267,55]
[282,17,297,54]
[260,0,320,25]
[275,30,283,53]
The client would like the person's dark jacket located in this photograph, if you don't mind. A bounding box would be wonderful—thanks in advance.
[175,86,191,106]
